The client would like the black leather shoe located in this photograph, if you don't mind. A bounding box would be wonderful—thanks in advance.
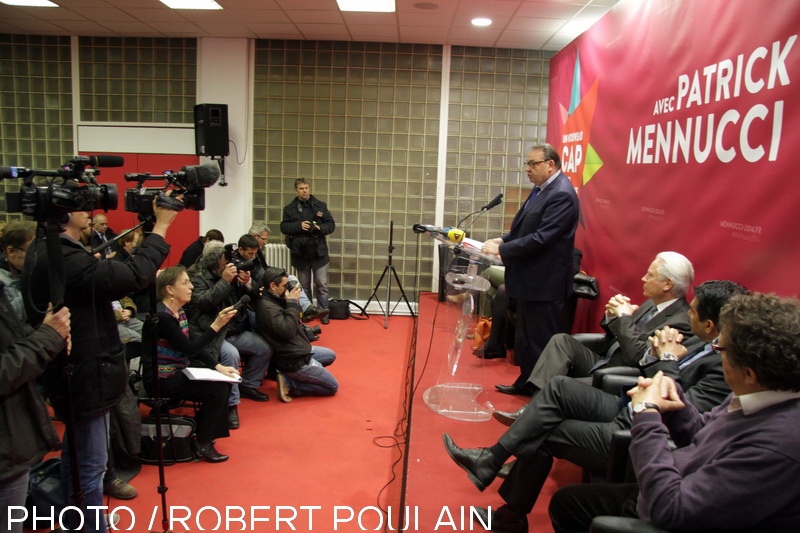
[227,405,240,429]
[472,506,527,533]
[194,440,229,463]
[320,316,330,325]
[495,384,533,396]
[492,405,527,427]
[240,386,269,402]
[442,434,501,491]
[302,306,330,323]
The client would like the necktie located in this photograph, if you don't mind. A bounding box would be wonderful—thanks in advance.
[634,305,658,332]
[523,186,541,209]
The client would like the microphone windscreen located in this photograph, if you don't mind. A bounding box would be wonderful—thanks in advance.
[447,228,465,243]
[181,163,220,188]
[88,155,125,167]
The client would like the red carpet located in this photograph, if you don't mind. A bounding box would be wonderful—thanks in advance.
[38,312,415,533]
[403,292,582,533]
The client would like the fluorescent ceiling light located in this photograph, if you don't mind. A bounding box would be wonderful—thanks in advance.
[159,0,222,9]
[337,0,395,13]
[0,0,58,6]
[471,17,492,27]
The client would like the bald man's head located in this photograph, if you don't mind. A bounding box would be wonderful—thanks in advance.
[93,214,109,233]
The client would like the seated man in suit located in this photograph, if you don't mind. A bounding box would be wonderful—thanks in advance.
[442,280,747,533]
[88,212,118,258]
[495,251,694,405]
[550,292,800,533]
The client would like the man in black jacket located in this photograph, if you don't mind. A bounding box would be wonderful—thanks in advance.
[0,290,70,533]
[280,179,335,323]
[442,280,748,533]
[28,201,178,533]
[255,267,337,402]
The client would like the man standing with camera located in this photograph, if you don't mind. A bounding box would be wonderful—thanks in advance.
[280,179,335,324]
[30,200,178,533]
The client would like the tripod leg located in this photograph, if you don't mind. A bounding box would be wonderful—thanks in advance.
[384,265,393,329]
[365,265,391,313]
[390,264,416,317]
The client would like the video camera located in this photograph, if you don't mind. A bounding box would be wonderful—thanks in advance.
[123,163,220,215]
[2,155,121,221]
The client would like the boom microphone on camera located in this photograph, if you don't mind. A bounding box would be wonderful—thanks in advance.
[181,163,220,188]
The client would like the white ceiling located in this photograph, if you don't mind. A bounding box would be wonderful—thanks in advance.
[0,0,620,51]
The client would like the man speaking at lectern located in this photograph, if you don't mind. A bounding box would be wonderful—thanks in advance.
[482,144,579,396]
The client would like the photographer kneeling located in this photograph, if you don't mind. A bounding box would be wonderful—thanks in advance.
[255,267,338,402]
[143,266,239,462]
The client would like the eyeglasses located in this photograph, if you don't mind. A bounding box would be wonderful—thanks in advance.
[712,344,727,353]
[525,159,549,167]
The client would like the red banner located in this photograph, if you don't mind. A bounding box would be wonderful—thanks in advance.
[548,0,800,330]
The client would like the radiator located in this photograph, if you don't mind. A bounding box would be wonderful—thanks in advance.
[264,243,294,273]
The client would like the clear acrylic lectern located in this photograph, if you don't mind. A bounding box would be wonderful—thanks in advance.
[423,236,501,421]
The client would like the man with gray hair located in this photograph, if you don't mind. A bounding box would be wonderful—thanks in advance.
[494,251,694,422]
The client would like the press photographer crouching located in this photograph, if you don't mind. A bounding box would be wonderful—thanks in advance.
[255,267,338,402]
[142,266,239,463]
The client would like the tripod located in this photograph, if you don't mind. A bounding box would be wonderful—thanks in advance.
[365,221,415,328]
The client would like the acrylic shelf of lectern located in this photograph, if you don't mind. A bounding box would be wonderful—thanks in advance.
[423,235,502,422]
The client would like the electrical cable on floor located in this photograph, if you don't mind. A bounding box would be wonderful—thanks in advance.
[371,234,445,532]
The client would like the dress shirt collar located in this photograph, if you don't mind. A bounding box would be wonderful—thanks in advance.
[653,298,678,313]
[537,170,561,192]
[728,389,800,415]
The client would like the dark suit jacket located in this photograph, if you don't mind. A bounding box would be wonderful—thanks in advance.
[499,171,579,303]
[641,336,729,413]
[602,298,692,367]
[89,229,118,257]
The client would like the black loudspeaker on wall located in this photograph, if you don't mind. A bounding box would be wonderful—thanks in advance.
[194,103,229,156]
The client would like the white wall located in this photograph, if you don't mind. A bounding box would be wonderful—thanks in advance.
[195,37,254,241]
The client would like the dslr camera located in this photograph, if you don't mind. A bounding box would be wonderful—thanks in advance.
[223,243,256,273]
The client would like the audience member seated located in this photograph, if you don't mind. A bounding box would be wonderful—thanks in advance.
[497,251,694,401]
[143,266,239,463]
[441,280,747,533]
[88,213,118,258]
[188,242,269,429]
[178,229,224,268]
[248,222,329,323]
[549,292,800,533]
[0,220,35,321]
[114,296,143,344]
[255,267,338,402]
[111,231,137,262]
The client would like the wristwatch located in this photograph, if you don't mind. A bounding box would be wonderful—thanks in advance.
[632,402,661,414]
[658,351,678,362]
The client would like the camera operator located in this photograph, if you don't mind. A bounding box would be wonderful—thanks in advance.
[188,241,271,428]
[29,198,179,533]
